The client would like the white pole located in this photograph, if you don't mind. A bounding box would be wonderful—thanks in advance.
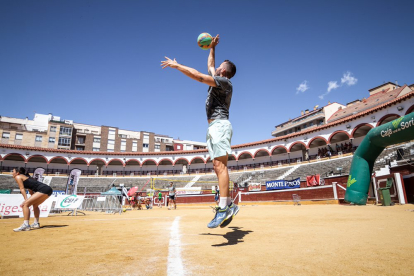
[332,182,338,200]
[394,173,406,205]
[372,176,379,205]
[238,191,242,203]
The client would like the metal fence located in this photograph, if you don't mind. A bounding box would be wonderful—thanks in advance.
[79,195,123,213]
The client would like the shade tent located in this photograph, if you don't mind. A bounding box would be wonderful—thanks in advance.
[101,187,121,195]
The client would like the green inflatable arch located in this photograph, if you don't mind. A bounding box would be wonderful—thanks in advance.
[345,112,414,205]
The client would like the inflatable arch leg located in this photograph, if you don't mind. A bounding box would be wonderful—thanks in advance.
[345,112,414,205]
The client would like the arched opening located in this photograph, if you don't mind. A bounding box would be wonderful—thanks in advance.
[270,146,289,166]
[89,159,107,176]
[254,149,270,169]
[125,159,141,176]
[237,152,254,170]
[352,124,373,139]
[69,158,90,175]
[142,159,157,176]
[377,114,400,127]
[1,153,26,173]
[174,158,189,175]
[106,159,125,176]
[158,159,174,175]
[48,156,69,175]
[289,142,307,163]
[405,104,414,115]
[189,157,205,174]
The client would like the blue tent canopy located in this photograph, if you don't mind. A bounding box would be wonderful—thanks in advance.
[101,187,121,195]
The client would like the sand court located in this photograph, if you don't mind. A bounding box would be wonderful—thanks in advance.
[1,204,414,275]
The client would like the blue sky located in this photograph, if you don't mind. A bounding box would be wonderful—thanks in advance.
[1,0,413,146]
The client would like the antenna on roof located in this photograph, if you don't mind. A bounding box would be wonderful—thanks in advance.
[395,80,398,86]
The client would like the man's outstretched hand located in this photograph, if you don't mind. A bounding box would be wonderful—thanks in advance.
[210,34,219,48]
[161,57,178,69]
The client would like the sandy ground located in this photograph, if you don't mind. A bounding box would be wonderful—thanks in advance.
[1,204,414,276]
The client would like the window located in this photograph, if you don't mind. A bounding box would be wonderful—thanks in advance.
[15,133,23,140]
[2,132,10,139]
[121,140,126,146]
[108,139,115,145]
[59,127,72,136]
[93,137,101,143]
[48,137,56,143]
[93,148,100,151]
[35,136,42,142]
[177,145,181,150]
[58,137,71,146]
[143,143,149,148]
[77,137,85,144]
[155,144,160,149]
[107,149,114,152]
[76,147,84,151]
[109,129,116,135]
[50,126,57,132]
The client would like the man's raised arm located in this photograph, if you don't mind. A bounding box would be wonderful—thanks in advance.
[161,57,217,87]
[208,34,220,75]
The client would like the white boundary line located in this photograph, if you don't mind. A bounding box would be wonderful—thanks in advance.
[168,216,184,276]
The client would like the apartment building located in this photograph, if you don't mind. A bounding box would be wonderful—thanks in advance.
[0,113,206,153]
[0,113,74,150]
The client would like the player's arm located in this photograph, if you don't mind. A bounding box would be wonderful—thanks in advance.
[161,57,217,87]
[208,34,219,75]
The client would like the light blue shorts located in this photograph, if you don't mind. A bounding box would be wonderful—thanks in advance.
[206,119,233,160]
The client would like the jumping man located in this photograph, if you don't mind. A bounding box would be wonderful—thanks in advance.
[161,34,239,228]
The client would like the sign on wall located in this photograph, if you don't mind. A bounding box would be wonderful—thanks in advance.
[266,178,301,190]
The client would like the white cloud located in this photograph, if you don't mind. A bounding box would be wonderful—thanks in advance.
[327,81,339,92]
[341,71,358,86]
[319,92,328,100]
[296,81,309,94]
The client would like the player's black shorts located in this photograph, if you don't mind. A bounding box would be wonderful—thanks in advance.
[169,195,175,200]
[37,185,53,197]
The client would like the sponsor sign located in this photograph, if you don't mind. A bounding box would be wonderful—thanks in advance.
[66,169,82,195]
[306,175,321,186]
[176,187,202,195]
[381,116,413,138]
[55,195,85,209]
[266,178,301,190]
[248,183,261,191]
[33,167,45,183]
[52,190,66,196]
[0,194,53,217]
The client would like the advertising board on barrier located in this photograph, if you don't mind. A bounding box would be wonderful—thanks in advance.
[176,187,202,195]
[266,178,301,190]
[55,195,85,209]
[248,183,262,191]
[0,194,54,217]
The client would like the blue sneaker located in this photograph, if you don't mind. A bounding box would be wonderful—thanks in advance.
[220,203,240,228]
[207,206,232,228]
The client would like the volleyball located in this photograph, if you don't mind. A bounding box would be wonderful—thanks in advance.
[197,33,213,50]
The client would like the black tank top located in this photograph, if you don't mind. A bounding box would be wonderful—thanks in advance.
[23,177,48,193]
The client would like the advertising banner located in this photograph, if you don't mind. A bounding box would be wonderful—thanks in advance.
[0,194,53,217]
[306,175,321,186]
[266,178,301,191]
[176,187,202,195]
[248,183,262,191]
[66,169,82,195]
[33,167,45,183]
[55,195,85,209]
